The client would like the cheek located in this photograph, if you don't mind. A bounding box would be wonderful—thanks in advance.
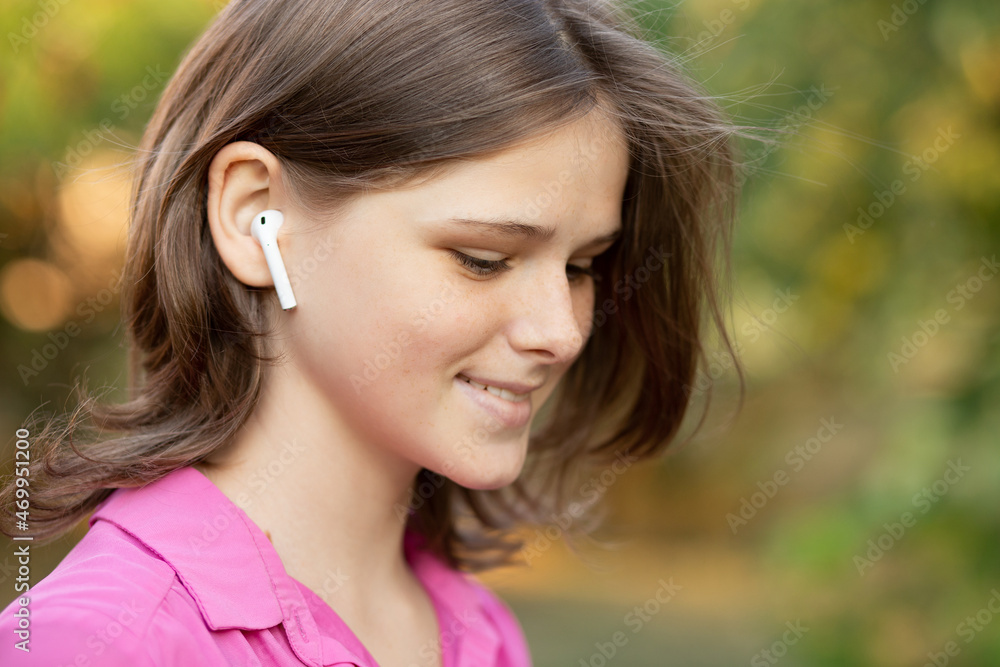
[343,272,491,390]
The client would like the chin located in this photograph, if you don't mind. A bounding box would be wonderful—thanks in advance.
[437,454,526,491]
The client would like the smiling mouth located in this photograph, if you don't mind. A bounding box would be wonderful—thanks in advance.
[456,374,531,403]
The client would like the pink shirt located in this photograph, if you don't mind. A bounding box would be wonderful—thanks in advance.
[0,466,531,666]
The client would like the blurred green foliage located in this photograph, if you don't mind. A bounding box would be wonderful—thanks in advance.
[1,0,999,665]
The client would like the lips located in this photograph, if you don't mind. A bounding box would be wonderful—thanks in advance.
[456,374,531,402]
[454,373,539,429]
[456,372,545,398]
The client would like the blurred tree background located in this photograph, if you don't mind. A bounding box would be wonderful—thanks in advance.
[1,0,998,665]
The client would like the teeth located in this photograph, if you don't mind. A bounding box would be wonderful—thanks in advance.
[460,376,529,402]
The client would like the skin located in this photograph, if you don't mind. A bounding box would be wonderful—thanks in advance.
[197,106,630,667]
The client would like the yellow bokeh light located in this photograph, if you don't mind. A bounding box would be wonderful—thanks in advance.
[57,150,131,264]
[961,43,1000,106]
[0,259,75,332]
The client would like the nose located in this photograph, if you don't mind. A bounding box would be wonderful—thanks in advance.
[505,265,589,364]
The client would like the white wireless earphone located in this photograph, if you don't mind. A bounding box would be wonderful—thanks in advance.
[250,209,297,310]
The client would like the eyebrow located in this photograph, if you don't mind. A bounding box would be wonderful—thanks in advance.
[446,216,621,248]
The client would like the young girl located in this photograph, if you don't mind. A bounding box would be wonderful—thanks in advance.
[1,0,738,664]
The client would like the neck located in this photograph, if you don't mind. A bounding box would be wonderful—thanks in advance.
[194,359,422,614]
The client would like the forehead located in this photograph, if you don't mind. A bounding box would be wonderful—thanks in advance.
[482,106,628,171]
[364,108,631,235]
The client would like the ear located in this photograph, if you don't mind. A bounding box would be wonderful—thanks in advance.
[206,141,291,288]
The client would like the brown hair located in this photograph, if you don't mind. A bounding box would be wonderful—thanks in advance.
[1,0,740,570]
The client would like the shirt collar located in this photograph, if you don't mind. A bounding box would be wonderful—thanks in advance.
[404,530,504,662]
[89,466,503,666]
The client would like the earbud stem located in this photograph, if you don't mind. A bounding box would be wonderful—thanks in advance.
[250,210,297,310]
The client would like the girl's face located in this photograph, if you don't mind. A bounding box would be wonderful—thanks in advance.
[278,109,630,490]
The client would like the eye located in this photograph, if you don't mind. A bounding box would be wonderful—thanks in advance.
[450,249,601,284]
[450,250,511,278]
[567,263,598,284]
